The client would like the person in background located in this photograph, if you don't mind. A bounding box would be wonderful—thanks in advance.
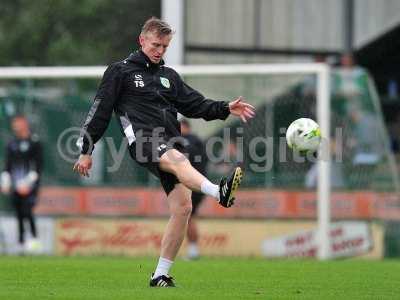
[180,119,207,260]
[210,137,242,176]
[0,115,43,253]
[348,105,383,188]
[333,53,369,114]
[304,136,345,189]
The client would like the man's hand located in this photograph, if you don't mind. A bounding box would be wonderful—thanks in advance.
[73,154,92,177]
[16,184,31,197]
[0,186,10,195]
[228,96,256,123]
[0,172,11,195]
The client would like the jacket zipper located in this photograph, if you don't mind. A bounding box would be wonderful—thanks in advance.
[152,73,168,132]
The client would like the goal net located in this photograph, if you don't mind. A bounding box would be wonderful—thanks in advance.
[0,64,398,259]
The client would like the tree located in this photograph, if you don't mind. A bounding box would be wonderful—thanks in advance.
[0,0,160,65]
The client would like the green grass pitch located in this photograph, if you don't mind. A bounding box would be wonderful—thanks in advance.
[0,256,399,299]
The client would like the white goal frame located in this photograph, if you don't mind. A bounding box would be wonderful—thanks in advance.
[0,63,332,260]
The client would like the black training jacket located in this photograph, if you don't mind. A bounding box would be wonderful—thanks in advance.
[4,136,43,195]
[79,50,230,154]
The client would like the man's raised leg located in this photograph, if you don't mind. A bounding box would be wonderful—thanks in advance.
[159,149,242,208]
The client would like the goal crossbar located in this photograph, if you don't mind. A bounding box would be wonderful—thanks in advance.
[0,63,327,78]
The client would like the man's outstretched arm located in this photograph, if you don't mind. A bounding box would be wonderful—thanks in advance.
[74,63,123,177]
[174,73,255,122]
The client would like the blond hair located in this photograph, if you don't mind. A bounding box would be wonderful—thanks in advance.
[141,17,174,36]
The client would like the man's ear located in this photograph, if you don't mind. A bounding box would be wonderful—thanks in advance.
[138,34,145,47]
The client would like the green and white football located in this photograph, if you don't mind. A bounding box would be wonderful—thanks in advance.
[286,118,321,153]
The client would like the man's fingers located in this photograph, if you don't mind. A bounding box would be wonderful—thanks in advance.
[233,96,243,104]
[73,162,89,177]
[240,102,255,110]
[240,115,247,123]
[243,103,255,110]
[81,167,87,177]
[243,111,254,119]
[73,163,82,172]
[244,107,255,116]
[244,106,253,111]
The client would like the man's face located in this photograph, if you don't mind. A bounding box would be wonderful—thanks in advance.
[180,123,190,135]
[139,32,172,64]
[12,117,30,139]
[341,54,354,68]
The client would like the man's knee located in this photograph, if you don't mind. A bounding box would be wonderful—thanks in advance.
[167,183,193,218]
[172,200,192,218]
[160,149,189,173]
[168,187,193,217]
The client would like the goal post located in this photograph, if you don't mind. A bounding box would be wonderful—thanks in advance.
[3,63,395,260]
[316,64,331,260]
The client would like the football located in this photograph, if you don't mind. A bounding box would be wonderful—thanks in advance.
[286,118,321,153]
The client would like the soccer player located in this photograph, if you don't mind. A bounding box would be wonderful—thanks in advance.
[0,115,43,253]
[180,119,207,260]
[73,17,255,287]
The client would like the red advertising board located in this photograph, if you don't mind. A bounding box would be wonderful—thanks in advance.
[36,187,400,220]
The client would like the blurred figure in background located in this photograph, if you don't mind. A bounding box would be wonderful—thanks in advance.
[348,105,383,188]
[333,53,369,115]
[210,137,242,176]
[305,136,345,189]
[337,53,367,92]
[180,119,207,260]
[0,115,43,253]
